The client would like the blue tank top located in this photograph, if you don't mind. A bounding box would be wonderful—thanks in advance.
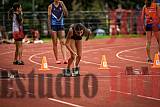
[51,3,64,26]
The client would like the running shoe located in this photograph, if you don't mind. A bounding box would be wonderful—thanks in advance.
[13,60,19,65]
[147,58,153,64]
[72,67,80,76]
[63,68,71,77]
[18,61,24,65]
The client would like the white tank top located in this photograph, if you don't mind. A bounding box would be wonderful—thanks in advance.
[12,13,20,32]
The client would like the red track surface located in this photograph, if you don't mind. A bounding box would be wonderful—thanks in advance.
[0,37,160,107]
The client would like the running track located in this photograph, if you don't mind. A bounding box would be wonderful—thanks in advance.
[0,37,160,107]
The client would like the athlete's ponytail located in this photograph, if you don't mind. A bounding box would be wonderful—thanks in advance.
[8,8,14,21]
[8,2,22,22]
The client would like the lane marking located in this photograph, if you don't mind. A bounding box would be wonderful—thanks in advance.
[0,51,14,56]
[29,48,121,70]
[48,98,85,107]
[110,89,160,101]
[116,46,146,63]
[124,55,141,58]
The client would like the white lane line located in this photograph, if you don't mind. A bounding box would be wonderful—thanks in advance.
[110,89,132,95]
[0,51,14,55]
[48,98,85,107]
[116,46,146,63]
[28,50,64,69]
[124,55,141,58]
[110,89,160,101]
[0,67,7,70]
[29,48,121,69]
[81,60,120,68]
[137,95,160,101]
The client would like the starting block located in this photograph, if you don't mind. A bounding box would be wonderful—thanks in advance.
[141,66,149,75]
[125,66,149,75]
[125,66,133,75]
[0,69,19,78]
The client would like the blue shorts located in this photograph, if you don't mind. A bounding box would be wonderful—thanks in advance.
[145,24,152,31]
[51,25,64,31]
[158,24,160,30]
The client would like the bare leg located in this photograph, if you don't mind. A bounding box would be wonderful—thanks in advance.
[14,41,18,61]
[154,31,160,60]
[75,40,82,67]
[146,31,152,61]
[67,54,74,69]
[67,40,76,69]
[51,32,58,61]
[18,41,23,61]
[58,31,67,62]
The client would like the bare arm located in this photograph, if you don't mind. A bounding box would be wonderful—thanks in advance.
[141,6,145,30]
[83,26,92,41]
[65,27,77,55]
[48,4,52,32]
[59,1,68,17]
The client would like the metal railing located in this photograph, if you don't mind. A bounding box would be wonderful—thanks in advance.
[0,10,144,37]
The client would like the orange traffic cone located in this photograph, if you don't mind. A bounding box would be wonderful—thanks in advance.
[39,56,50,70]
[152,53,160,68]
[99,55,109,69]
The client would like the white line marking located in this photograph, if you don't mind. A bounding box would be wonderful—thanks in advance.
[116,47,146,63]
[81,60,120,68]
[29,47,121,69]
[28,50,64,69]
[124,55,141,58]
[48,98,85,107]
[137,95,160,101]
[0,51,14,56]
[110,89,131,95]
[0,67,7,70]
[110,89,160,101]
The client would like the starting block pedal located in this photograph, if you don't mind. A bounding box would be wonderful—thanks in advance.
[125,66,149,75]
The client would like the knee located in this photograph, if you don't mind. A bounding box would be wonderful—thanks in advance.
[70,55,75,60]
[53,42,57,47]
[77,55,81,60]
[60,41,65,45]
[146,43,151,48]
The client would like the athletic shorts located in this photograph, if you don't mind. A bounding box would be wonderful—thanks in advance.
[13,31,24,41]
[145,24,152,31]
[51,25,64,31]
[158,24,160,30]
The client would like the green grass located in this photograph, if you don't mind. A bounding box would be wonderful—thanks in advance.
[41,37,52,43]
[93,34,144,39]
[40,34,144,43]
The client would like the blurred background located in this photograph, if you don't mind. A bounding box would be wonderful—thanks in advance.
[0,0,149,42]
